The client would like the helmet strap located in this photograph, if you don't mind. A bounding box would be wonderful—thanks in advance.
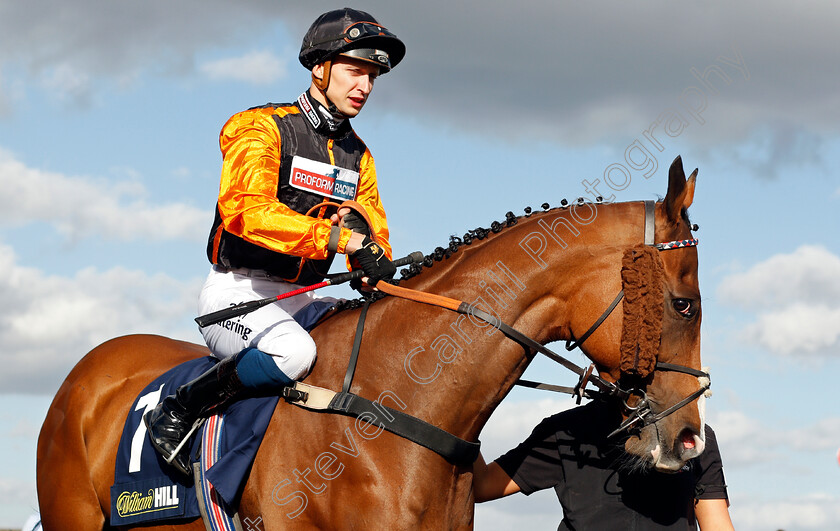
[312,60,353,122]
[312,60,332,91]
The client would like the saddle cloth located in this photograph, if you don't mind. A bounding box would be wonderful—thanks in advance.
[109,356,279,526]
[110,300,335,526]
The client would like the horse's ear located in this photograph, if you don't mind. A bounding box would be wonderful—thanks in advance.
[684,168,698,210]
[664,156,696,222]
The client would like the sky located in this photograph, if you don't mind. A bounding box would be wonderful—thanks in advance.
[1,1,839,529]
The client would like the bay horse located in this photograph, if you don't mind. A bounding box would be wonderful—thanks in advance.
[37,156,704,530]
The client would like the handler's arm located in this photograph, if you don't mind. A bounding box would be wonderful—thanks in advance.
[695,498,735,530]
[694,425,734,530]
[472,453,521,502]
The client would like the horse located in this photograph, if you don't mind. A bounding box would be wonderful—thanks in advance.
[37,156,704,530]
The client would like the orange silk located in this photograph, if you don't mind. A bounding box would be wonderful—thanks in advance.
[350,149,392,258]
[216,105,391,263]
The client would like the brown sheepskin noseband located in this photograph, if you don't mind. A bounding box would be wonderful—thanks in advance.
[620,245,664,378]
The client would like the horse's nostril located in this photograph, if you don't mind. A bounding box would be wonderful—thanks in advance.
[680,429,696,450]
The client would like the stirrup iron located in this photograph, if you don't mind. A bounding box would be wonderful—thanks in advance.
[164,417,205,466]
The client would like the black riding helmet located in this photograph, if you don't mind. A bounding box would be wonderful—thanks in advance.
[299,8,405,88]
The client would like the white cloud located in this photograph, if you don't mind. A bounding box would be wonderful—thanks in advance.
[7,418,41,440]
[478,491,840,531]
[733,493,840,531]
[200,50,287,85]
[709,410,781,467]
[692,410,840,530]
[782,417,840,453]
[0,149,207,242]
[474,495,562,531]
[710,410,840,468]
[0,66,26,119]
[716,245,840,356]
[0,1,282,105]
[39,63,93,107]
[1,2,839,155]
[744,303,840,355]
[0,476,38,518]
[718,245,840,307]
[0,242,203,394]
[374,1,840,150]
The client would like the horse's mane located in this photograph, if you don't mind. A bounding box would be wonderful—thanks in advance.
[335,197,603,311]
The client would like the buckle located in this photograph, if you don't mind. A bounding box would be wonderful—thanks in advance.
[573,364,596,404]
[282,386,309,403]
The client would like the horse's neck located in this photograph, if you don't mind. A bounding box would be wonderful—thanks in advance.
[318,203,635,442]
[369,210,612,440]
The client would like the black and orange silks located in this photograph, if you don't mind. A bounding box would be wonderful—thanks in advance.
[207,91,391,286]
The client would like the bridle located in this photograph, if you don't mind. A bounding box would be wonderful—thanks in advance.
[519,200,710,438]
[284,200,711,465]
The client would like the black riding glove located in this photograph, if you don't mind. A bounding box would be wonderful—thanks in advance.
[341,210,371,237]
[350,236,396,286]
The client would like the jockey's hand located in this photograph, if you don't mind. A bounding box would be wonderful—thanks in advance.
[331,207,370,236]
[341,210,371,236]
[350,236,396,287]
[330,207,349,226]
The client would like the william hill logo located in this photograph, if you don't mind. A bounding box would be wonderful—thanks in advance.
[116,485,180,517]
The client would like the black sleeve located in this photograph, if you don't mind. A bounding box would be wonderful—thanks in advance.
[694,425,729,501]
[494,414,564,495]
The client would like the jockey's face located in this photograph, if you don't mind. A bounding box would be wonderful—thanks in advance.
[312,56,380,117]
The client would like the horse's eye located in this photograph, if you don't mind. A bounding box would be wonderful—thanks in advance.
[672,298,696,318]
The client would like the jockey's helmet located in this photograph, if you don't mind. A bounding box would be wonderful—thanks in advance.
[299,8,405,76]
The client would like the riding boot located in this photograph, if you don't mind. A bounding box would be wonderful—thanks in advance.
[144,355,243,476]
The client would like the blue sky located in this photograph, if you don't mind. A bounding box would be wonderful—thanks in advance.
[1,1,839,529]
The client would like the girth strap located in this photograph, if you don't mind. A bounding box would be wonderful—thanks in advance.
[284,382,481,466]
[342,298,370,393]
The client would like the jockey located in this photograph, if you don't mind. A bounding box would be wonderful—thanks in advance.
[145,8,405,476]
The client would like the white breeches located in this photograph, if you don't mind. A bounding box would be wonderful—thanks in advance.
[197,266,338,381]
